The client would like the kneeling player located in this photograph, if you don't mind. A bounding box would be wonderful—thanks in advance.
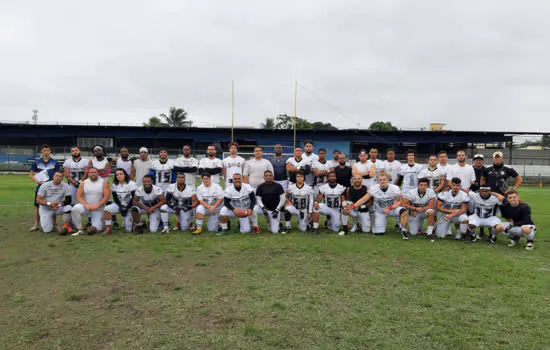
[71,168,111,235]
[494,190,535,250]
[283,171,314,234]
[351,172,409,239]
[218,174,256,235]
[341,176,372,234]
[467,187,502,243]
[402,178,436,241]
[104,168,137,234]
[160,173,198,233]
[254,170,286,233]
[35,171,73,234]
[131,175,165,234]
[313,172,346,234]
[193,174,224,234]
[435,177,471,240]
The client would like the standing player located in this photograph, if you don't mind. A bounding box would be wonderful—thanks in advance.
[437,150,450,183]
[334,153,353,188]
[435,178,470,240]
[174,145,199,189]
[396,150,424,194]
[471,154,487,192]
[286,146,312,185]
[495,190,535,250]
[29,144,61,231]
[133,147,152,187]
[218,174,256,235]
[131,174,165,234]
[328,150,341,168]
[110,147,134,179]
[352,150,376,188]
[282,171,314,234]
[402,178,436,240]
[269,144,289,191]
[418,155,446,193]
[302,140,319,187]
[63,145,88,205]
[383,150,401,185]
[485,151,522,195]
[467,186,502,244]
[193,174,224,234]
[150,148,175,193]
[198,145,223,184]
[88,145,111,179]
[446,150,475,192]
[351,172,409,238]
[254,170,286,234]
[312,149,332,197]
[243,147,274,233]
[341,175,372,234]
[35,171,73,234]
[103,168,137,234]
[71,168,111,236]
[222,142,245,188]
[160,173,198,233]
[365,148,386,188]
[313,172,347,234]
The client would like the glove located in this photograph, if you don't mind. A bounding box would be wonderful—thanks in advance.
[262,207,269,216]
[130,156,137,161]
[299,212,305,220]
[272,209,279,219]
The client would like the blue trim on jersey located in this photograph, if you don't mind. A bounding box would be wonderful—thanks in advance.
[31,157,60,189]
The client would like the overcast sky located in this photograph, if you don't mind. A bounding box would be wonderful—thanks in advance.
[1,0,549,132]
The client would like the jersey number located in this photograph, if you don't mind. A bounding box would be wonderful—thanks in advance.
[326,197,340,208]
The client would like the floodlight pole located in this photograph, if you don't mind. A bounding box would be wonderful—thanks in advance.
[293,80,298,149]
[231,80,235,142]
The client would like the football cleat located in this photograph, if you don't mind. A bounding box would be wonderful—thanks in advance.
[525,241,535,250]
[192,228,202,235]
[401,230,409,240]
[103,226,112,235]
[29,225,39,232]
[161,227,170,234]
[71,230,84,237]
[216,229,227,236]
[252,226,260,235]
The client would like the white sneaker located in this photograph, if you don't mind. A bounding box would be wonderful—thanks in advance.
[454,232,462,240]
[525,241,534,250]
[508,239,517,247]
[338,231,346,236]
[161,227,170,234]
[29,225,39,232]
[350,224,357,233]
[71,230,83,237]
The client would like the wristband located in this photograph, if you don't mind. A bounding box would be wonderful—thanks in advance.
[351,204,356,209]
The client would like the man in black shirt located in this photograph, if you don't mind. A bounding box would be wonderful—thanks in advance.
[471,154,487,192]
[255,170,286,233]
[334,153,352,188]
[341,175,372,234]
[269,144,289,191]
[485,151,522,195]
[494,190,535,250]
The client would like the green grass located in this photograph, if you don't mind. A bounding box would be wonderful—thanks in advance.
[0,174,549,349]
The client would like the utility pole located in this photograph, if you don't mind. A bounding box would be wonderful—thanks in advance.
[32,109,38,124]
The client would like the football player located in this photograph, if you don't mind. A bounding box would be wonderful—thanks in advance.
[193,174,224,234]
[282,171,314,234]
[218,173,256,235]
[131,174,165,234]
[103,168,137,234]
[313,172,347,234]
[402,178,436,241]
[160,173,198,233]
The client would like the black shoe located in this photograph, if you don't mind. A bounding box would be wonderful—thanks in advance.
[374,232,385,236]
[133,222,144,235]
[468,234,477,243]
[427,234,435,242]
[401,230,409,240]
[313,228,319,234]
[281,227,289,235]
[307,222,313,231]
[489,234,497,244]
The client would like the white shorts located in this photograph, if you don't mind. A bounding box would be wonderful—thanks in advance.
[348,209,371,232]
[133,207,161,232]
[435,213,469,237]
[373,207,404,234]
[500,222,536,239]
[275,180,288,191]
[104,203,134,231]
[317,203,341,232]
[285,205,309,232]
[468,215,501,228]
[160,204,194,229]
[408,209,434,235]
[195,204,221,232]
[220,206,251,233]
[72,203,105,231]
[39,205,72,232]
[254,205,280,233]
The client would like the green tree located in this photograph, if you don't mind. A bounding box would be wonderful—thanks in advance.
[260,117,276,129]
[542,135,550,148]
[143,116,164,127]
[311,121,338,130]
[368,121,398,131]
[160,107,193,127]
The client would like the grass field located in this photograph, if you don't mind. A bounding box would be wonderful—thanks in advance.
[1,174,549,349]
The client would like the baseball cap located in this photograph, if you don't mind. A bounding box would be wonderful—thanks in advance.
[359,149,367,155]
[480,186,491,190]
[473,154,484,160]
[492,151,503,158]
[139,147,148,153]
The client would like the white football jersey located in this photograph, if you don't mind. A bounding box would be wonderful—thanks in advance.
[224,183,254,209]
[166,183,195,210]
[319,183,346,209]
[383,160,402,184]
[92,158,109,170]
[174,156,199,187]
[287,183,314,211]
[196,183,224,206]
[199,157,223,184]
[469,192,502,218]
[37,181,72,203]
[312,160,332,187]
[151,159,175,190]
[353,161,372,187]
[302,153,318,185]
[399,163,424,192]
[111,181,137,208]
[328,160,339,168]
[136,184,164,207]
[437,190,470,210]
[286,157,312,183]
[405,188,436,207]
[116,158,133,177]
[368,184,402,212]
[63,157,88,184]
[446,164,476,190]
[418,167,444,190]
[438,164,450,177]
[365,159,385,188]
[223,155,245,182]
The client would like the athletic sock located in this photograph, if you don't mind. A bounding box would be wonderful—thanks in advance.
[313,222,319,229]
[427,226,434,235]
[196,219,203,228]
[105,219,112,226]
